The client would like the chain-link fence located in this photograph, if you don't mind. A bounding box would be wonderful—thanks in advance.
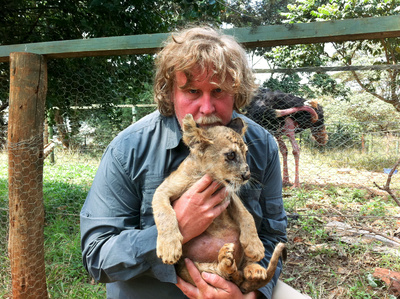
[0,49,399,297]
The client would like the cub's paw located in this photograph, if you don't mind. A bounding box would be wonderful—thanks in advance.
[243,263,267,281]
[218,243,237,275]
[156,235,183,265]
[243,238,265,262]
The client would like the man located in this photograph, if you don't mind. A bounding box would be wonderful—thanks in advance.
[81,26,305,298]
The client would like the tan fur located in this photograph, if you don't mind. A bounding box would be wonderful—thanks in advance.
[153,114,286,294]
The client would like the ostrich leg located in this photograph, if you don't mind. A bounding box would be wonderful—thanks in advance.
[282,118,301,188]
[275,135,290,187]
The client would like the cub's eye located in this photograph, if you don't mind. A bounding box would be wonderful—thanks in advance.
[226,151,236,161]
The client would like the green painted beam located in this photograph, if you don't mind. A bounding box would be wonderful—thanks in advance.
[1,15,399,62]
[0,32,170,62]
[227,15,400,47]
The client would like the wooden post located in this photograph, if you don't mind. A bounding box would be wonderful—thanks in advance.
[8,52,48,298]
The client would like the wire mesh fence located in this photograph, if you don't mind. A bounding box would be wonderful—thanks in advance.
[0,51,399,297]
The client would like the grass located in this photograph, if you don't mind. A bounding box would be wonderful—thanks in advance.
[1,137,399,298]
[305,146,400,173]
[43,152,107,298]
[0,150,106,298]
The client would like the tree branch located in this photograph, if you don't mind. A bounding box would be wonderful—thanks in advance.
[0,101,9,111]
[374,157,400,207]
[350,70,387,102]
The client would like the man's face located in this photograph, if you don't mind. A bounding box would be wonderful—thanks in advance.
[172,69,235,127]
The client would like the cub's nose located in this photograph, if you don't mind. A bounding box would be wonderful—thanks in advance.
[242,172,251,181]
[242,166,251,181]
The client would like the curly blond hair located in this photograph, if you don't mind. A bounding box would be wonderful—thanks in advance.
[154,26,258,116]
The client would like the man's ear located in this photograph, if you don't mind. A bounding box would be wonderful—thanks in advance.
[182,114,213,150]
[227,117,247,136]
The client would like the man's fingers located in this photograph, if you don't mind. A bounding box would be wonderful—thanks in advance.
[201,272,230,292]
[178,259,239,298]
[214,198,230,215]
[176,275,196,296]
[185,258,220,291]
[193,175,225,194]
[190,175,227,202]
[210,181,227,196]
[192,174,214,193]
[184,258,205,286]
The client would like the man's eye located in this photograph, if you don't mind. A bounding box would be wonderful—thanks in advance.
[189,89,198,94]
[214,88,222,93]
[226,151,236,161]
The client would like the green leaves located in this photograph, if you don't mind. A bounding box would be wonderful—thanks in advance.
[285,0,400,21]
[1,0,228,148]
[260,0,400,112]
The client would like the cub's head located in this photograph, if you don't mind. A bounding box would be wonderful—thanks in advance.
[182,114,250,192]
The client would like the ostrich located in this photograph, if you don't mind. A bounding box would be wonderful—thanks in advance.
[245,88,328,188]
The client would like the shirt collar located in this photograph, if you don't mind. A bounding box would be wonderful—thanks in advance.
[162,114,182,150]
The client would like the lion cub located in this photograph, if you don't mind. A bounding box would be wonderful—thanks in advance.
[153,114,285,293]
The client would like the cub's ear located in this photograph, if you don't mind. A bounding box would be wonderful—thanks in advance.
[182,114,197,133]
[227,117,247,136]
[182,114,213,150]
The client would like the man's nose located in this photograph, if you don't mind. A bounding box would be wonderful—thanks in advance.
[199,93,215,115]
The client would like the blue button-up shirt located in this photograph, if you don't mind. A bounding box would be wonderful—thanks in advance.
[80,110,287,299]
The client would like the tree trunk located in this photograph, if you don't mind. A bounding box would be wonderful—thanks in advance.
[8,52,48,298]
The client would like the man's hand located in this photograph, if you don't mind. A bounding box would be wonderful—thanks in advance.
[176,258,258,299]
[172,174,229,244]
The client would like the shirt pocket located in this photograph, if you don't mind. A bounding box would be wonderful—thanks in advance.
[238,185,263,228]
[261,199,286,236]
[263,200,284,216]
[140,177,165,229]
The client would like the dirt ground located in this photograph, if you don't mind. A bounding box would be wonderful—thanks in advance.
[279,177,400,299]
